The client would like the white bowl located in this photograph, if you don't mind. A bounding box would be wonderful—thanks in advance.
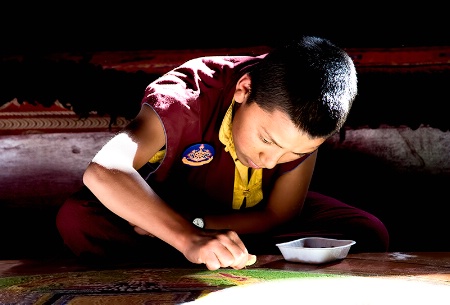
[276,237,356,264]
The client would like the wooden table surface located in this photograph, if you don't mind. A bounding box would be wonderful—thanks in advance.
[255,252,450,284]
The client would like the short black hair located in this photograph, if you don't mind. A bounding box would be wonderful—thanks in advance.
[247,36,357,138]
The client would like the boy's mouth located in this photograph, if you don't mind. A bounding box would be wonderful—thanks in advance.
[247,158,261,169]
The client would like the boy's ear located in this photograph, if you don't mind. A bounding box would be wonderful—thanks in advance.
[234,74,252,104]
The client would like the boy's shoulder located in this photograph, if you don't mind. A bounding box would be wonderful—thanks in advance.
[180,54,266,73]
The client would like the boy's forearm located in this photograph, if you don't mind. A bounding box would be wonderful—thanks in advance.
[83,162,197,253]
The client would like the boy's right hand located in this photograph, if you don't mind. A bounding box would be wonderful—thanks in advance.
[184,229,255,270]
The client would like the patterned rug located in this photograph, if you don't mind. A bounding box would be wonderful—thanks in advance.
[0,99,129,135]
[0,267,339,304]
[2,266,449,305]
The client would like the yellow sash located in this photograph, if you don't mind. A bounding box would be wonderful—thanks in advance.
[219,100,263,209]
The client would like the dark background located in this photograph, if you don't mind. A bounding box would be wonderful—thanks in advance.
[1,5,449,56]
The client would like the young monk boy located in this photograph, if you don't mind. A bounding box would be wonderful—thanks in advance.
[57,36,389,270]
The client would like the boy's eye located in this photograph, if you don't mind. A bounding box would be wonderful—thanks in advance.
[261,137,272,144]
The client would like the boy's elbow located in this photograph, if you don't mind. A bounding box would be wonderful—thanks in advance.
[82,162,106,188]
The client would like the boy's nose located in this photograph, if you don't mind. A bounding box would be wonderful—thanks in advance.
[261,152,280,169]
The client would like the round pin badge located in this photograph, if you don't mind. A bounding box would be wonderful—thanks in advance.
[182,143,215,166]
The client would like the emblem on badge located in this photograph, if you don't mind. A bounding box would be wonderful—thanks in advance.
[182,144,215,166]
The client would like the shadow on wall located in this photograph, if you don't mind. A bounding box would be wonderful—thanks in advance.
[310,127,450,252]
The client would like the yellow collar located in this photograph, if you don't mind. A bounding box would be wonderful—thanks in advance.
[219,99,263,209]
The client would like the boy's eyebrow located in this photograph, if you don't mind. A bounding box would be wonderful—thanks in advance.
[263,127,283,148]
[263,128,308,156]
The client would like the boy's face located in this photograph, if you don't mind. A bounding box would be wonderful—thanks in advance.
[232,101,325,169]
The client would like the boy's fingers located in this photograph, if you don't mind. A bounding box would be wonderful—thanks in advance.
[246,254,257,266]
